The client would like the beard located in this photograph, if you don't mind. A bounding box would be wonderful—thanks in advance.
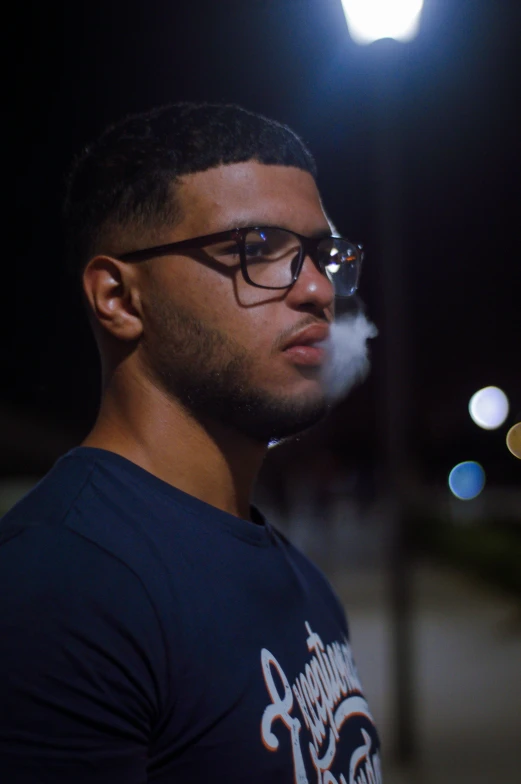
[140,290,330,444]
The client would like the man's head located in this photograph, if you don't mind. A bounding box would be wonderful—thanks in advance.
[64,103,353,444]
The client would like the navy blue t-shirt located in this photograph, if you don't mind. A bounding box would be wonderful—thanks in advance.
[0,447,381,783]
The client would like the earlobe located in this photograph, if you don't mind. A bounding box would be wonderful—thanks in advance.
[83,256,143,342]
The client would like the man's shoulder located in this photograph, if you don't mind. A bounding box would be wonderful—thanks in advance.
[0,448,189,629]
[1,447,159,546]
[0,449,98,545]
[0,479,171,764]
[0,448,165,594]
[0,451,172,665]
[0,448,137,587]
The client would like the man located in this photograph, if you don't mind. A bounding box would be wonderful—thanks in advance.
[0,103,381,782]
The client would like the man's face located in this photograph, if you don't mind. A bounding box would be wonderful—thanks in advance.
[137,161,336,443]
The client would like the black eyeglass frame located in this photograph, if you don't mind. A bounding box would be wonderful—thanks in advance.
[117,226,364,297]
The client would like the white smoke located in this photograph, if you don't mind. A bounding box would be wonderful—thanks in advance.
[267,312,378,448]
[317,312,378,403]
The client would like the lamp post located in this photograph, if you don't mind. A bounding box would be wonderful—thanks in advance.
[341,0,425,766]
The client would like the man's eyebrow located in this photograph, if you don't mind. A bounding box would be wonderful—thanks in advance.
[220,221,333,238]
[308,227,335,239]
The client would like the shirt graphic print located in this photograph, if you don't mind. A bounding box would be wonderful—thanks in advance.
[261,622,381,784]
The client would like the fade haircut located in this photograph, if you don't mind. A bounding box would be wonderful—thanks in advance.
[63,102,317,276]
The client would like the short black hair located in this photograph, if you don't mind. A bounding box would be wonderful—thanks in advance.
[63,102,317,275]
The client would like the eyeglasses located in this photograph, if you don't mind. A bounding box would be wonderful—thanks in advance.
[117,226,364,298]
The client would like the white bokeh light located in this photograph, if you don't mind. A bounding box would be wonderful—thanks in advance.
[341,0,424,45]
[469,386,509,430]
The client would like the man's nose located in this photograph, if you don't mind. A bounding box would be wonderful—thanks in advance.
[286,254,335,312]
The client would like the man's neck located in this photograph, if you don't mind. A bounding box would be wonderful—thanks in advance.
[82,369,267,522]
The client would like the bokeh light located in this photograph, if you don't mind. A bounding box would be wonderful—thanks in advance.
[506,423,521,459]
[448,461,486,500]
[468,386,509,430]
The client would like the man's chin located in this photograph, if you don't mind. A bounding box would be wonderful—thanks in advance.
[222,392,332,445]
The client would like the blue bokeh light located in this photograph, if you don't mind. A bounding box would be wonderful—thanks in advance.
[448,461,486,500]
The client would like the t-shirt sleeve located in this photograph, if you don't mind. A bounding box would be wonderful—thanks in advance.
[0,523,167,783]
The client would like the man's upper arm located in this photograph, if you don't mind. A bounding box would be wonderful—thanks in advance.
[0,523,166,783]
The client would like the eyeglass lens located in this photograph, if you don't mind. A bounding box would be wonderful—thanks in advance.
[317,237,360,297]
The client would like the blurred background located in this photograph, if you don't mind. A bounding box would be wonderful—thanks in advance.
[4,1,520,781]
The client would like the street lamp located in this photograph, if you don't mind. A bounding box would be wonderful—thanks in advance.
[341,0,424,44]
[341,0,425,768]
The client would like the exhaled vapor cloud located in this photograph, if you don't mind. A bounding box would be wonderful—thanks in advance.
[318,312,378,403]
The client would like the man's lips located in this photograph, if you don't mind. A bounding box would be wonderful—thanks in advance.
[281,324,330,366]
[281,323,330,351]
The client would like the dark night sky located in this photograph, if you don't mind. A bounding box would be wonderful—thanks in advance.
[6,0,520,484]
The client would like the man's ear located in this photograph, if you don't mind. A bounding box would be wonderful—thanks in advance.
[82,256,143,342]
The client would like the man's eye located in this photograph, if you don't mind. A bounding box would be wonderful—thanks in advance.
[244,243,268,258]
[216,245,241,258]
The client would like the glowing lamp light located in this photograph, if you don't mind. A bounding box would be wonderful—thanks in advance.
[448,461,486,501]
[341,0,424,45]
[468,386,509,430]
